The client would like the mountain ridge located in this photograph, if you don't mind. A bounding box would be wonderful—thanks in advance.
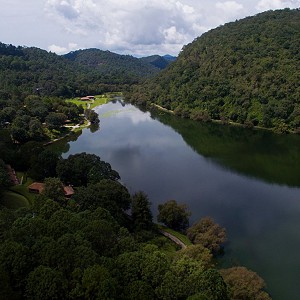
[127,8,300,133]
[0,43,163,98]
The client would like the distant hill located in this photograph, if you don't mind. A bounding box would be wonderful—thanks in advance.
[127,9,300,132]
[163,54,177,62]
[0,44,161,98]
[139,55,175,69]
[64,48,160,77]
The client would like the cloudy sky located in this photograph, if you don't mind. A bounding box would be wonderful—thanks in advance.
[0,0,299,56]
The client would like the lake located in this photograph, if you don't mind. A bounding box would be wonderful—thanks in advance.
[55,100,300,300]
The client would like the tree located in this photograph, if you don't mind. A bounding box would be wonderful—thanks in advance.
[187,217,226,255]
[124,280,155,300]
[28,118,45,140]
[220,267,271,300]
[81,264,117,300]
[43,177,65,202]
[25,266,68,300]
[176,244,213,269]
[73,180,130,219]
[45,112,66,130]
[29,149,60,180]
[157,200,190,231]
[131,192,153,231]
[10,125,29,144]
[56,152,120,186]
[85,109,100,124]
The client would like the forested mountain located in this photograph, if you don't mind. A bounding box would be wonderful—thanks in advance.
[127,9,300,132]
[139,55,174,69]
[64,48,160,77]
[163,54,177,62]
[0,44,160,99]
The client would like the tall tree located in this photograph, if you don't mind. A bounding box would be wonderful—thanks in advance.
[157,200,190,231]
[131,192,153,231]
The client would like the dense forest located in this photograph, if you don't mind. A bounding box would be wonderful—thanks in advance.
[0,150,271,299]
[0,44,161,99]
[127,9,300,133]
[139,55,175,70]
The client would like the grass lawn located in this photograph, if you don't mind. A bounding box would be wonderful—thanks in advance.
[2,174,36,209]
[66,95,109,109]
[157,225,193,247]
[2,191,30,209]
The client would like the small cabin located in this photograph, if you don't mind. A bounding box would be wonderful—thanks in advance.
[28,182,74,198]
[80,97,90,101]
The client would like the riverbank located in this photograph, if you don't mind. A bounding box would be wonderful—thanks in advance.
[44,94,112,146]
[151,103,294,134]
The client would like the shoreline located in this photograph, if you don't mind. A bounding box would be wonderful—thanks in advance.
[151,103,292,134]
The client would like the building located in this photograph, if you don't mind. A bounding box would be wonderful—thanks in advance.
[28,182,74,198]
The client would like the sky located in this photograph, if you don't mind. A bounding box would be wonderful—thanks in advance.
[0,0,299,56]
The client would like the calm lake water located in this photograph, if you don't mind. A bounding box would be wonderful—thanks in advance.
[55,100,300,300]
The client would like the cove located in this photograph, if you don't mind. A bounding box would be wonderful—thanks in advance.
[52,100,300,300]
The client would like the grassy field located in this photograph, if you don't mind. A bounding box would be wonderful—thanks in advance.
[157,225,193,247]
[2,191,30,209]
[1,174,36,209]
[66,95,109,109]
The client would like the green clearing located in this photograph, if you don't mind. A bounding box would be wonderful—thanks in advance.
[2,191,29,209]
[1,175,36,209]
[66,95,109,109]
[157,225,193,247]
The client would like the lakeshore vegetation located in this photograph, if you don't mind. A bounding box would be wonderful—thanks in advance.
[126,9,300,133]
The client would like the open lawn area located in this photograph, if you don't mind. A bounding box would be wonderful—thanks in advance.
[1,175,36,209]
[2,191,30,209]
[66,95,109,109]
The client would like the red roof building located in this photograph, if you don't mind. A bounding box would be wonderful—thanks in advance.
[28,182,74,198]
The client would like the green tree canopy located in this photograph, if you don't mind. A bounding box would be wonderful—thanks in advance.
[187,217,226,255]
[56,152,120,186]
[127,9,300,132]
[157,199,191,231]
[220,267,271,300]
[131,191,153,231]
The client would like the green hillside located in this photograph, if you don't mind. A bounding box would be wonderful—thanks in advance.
[0,44,160,99]
[139,55,172,69]
[64,48,160,78]
[127,9,300,132]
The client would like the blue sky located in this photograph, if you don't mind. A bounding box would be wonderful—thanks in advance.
[0,0,299,56]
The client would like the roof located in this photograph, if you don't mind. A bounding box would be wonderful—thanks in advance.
[28,182,74,197]
[28,182,45,193]
[64,185,74,196]
[80,97,90,101]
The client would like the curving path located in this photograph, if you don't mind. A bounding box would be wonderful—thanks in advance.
[160,230,187,249]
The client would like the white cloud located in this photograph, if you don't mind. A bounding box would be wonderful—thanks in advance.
[48,42,78,54]
[256,0,300,10]
[1,0,299,56]
[44,0,208,55]
[216,1,244,14]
